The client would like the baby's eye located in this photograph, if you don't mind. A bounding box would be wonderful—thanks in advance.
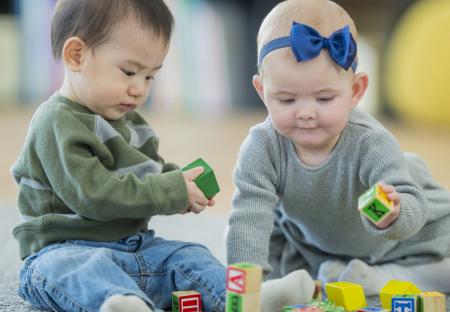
[279,98,295,104]
[145,76,154,81]
[121,69,135,77]
[317,96,334,103]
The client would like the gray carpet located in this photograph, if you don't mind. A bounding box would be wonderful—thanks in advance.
[1,202,448,311]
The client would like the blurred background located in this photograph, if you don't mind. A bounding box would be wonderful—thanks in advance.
[1,0,450,219]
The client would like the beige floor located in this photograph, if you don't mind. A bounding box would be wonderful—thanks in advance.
[1,107,450,214]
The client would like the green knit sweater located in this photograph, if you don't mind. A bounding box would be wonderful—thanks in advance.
[11,93,188,259]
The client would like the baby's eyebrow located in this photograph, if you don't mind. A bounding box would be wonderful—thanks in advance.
[313,88,339,94]
[273,90,296,96]
[125,60,163,71]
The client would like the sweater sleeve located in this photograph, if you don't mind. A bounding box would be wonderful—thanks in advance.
[36,109,188,221]
[226,125,282,273]
[358,129,427,240]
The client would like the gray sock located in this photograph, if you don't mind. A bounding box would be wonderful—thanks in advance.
[338,259,386,296]
[318,259,347,284]
[338,257,450,296]
[261,269,315,312]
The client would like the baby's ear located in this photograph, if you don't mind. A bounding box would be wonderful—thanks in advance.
[252,74,265,103]
[351,72,369,108]
[62,37,86,72]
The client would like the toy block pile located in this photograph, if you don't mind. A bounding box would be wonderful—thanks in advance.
[281,279,446,312]
[382,280,446,312]
[171,263,446,312]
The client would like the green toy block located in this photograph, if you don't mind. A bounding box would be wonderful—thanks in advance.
[226,292,243,312]
[226,291,260,312]
[358,184,393,225]
[181,158,220,199]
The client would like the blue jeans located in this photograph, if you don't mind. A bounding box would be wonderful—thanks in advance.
[18,230,226,312]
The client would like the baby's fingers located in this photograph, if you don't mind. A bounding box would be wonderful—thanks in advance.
[378,182,394,193]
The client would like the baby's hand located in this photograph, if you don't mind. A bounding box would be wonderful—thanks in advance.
[374,182,401,229]
[182,166,209,214]
[180,197,216,215]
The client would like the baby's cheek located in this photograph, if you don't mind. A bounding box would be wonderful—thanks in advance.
[101,85,125,101]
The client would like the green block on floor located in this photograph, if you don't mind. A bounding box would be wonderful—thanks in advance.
[226,292,243,312]
[182,158,220,199]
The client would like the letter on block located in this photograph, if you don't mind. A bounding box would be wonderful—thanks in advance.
[325,281,367,311]
[181,158,220,199]
[358,184,393,225]
[418,291,446,312]
[226,263,262,312]
[392,295,417,312]
[172,290,202,312]
[226,263,262,294]
[226,290,260,312]
[380,280,421,310]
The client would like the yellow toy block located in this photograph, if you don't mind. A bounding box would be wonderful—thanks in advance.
[325,281,367,311]
[418,291,446,312]
[379,280,421,310]
[358,184,393,225]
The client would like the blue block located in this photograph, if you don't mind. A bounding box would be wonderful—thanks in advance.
[392,296,416,312]
[358,307,389,312]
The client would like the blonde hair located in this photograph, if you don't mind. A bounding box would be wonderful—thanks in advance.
[256,0,358,68]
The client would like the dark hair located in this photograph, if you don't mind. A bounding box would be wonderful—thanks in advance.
[51,0,174,58]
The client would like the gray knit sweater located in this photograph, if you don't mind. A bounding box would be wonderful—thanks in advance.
[226,108,450,277]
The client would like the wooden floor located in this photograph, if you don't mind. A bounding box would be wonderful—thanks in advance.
[1,107,450,213]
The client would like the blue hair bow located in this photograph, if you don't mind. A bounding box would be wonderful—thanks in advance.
[258,22,357,71]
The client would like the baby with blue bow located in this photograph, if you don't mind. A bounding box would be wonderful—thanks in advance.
[227,0,450,305]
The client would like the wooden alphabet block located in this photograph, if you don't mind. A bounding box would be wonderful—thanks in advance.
[325,281,367,311]
[226,263,262,294]
[392,294,418,312]
[379,280,421,310]
[181,158,220,199]
[226,290,260,312]
[358,184,393,225]
[418,291,446,312]
[226,263,262,312]
[172,290,202,312]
